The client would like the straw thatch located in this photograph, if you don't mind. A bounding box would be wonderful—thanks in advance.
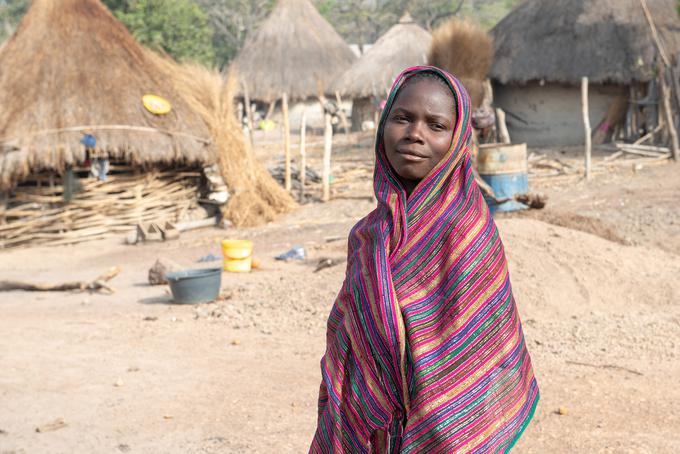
[330,13,432,98]
[429,18,493,82]
[150,58,296,226]
[0,0,215,191]
[428,18,494,109]
[232,0,356,103]
[491,0,680,85]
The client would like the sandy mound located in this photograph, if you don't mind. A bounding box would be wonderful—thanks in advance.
[499,218,679,317]
[510,210,628,245]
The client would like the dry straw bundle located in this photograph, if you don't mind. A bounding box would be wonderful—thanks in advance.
[428,18,494,108]
[148,54,296,226]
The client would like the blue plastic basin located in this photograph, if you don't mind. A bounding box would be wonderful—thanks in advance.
[165,267,222,304]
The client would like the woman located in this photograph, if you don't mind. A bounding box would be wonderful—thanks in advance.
[310,66,538,453]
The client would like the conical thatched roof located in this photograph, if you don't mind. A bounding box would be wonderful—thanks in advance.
[491,0,680,85]
[0,0,215,190]
[331,13,431,98]
[232,0,356,103]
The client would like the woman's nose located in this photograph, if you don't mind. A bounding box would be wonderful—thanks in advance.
[405,121,425,143]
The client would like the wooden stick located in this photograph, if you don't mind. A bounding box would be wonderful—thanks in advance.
[482,79,493,108]
[670,60,680,114]
[242,81,254,147]
[582,77,592,179]
[604,151,624,161]
[0,267,120,294]
[619,148,669,158]
[496,108,511,144]
[566,360,643,376]
[640,0,670,67]
[0,124,211,145]
[615,142,670,153]
[282,92,291,192]
[299,110,307,202]
[322,113,333,202]
[658,63,680,160]
[264,100,276,121]
[173,216,218,231]
[633,125,663,145]
[627,86,636,140]
[334,91,350,135]
[472,168,511,204]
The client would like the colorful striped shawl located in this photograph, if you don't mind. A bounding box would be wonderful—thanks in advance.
[311,66,538,453]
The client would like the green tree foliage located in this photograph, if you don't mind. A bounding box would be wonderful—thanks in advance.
[0,0,28,42]
[1,0,523,65]
[2,0,215,65]
[196,0,274,69]
[314,0,519,49]
[115,0,215,65]
[101,0,132,12]
[459,0,522,30]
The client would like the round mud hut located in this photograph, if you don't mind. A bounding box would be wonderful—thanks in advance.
[330,13,432,131]
[231,0,356,128]
[0,0,292,248]
[490,0,680,147]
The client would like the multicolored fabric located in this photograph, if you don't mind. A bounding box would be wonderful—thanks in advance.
[310,66,538,453]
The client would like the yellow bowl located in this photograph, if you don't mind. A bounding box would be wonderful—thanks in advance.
[221,239,253,260]
[223,257,252,273]
[221,239,253,272]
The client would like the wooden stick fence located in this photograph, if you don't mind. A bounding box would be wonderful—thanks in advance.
[0,169,201,249]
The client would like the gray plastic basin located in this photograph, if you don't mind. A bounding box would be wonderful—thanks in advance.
[165,267,222,304]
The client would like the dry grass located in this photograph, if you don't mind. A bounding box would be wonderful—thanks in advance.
[150,56,296,226]
[428,18,493,104]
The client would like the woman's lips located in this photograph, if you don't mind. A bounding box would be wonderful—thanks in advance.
[397,148,427,162]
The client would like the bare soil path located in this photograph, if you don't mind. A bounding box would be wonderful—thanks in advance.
[1,146,679,453]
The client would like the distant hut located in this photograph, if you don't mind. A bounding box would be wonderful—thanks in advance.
[490,0,680,147]
[0,0,290,248]
[232,0,356,127]
[331,13,432,131]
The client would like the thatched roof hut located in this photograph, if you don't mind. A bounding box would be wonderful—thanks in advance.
[330,13,431,131]
[0,0,215,190]
[491,0,680,85]
[489,0,680,147]
[0,0,294,248]
[232,0,356,103]
[331,13,431,99]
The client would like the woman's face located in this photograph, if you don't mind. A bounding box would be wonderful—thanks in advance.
[383,77,457,194]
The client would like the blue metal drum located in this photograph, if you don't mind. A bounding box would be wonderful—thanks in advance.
[476,143,529,214]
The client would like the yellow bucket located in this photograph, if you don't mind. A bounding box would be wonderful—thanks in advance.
[221,239,253,273]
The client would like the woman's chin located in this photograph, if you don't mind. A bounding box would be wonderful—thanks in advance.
[395,167,426,183]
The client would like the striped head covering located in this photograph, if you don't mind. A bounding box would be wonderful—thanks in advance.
[311,66,539,453]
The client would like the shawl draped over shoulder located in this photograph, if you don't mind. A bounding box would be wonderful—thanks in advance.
[310,66,539,453]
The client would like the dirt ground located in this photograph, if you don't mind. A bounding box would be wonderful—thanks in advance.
[1,142,679,454]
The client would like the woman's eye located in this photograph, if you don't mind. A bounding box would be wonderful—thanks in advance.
[392,115,408,123]
[430,123,445,131]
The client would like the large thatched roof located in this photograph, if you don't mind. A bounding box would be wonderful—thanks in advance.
[232,0,356,103]
[330,13,432,98]
[0,0,215,190]
[491,0,680,85]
